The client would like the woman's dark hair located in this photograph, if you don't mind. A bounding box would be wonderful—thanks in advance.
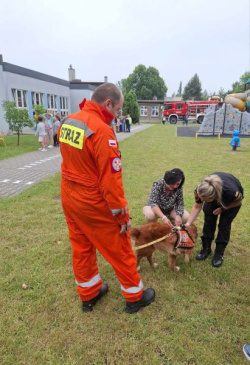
[163,168,185,189]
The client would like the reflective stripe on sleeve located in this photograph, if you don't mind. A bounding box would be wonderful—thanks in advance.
[120,280,144,294]
[75,273,101,288]
[111,208,123,216]
[111,205,128,216]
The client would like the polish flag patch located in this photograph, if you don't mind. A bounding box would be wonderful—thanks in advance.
[109,139,117,147]
[110,157,122,173]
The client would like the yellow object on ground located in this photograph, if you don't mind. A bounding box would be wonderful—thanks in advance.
[0,131,6,147]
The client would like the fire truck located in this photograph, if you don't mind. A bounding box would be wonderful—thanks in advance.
[162,99,222,124]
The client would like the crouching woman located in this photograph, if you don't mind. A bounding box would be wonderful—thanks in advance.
[143,168,189,227]
[186,172,244,268]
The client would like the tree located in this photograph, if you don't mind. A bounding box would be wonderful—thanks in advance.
[2,101,33,145]
[120,64,167,100]
[231,71,250,93]
[182,74,202,100]
[176,81,182,97]
[122,90,140,123]
[217,87,228,100]
[201,89,209,100]
[33,104,46,117]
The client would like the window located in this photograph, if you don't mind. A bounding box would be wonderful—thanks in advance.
[165,104,173,110]
[32,92,44,106]
[151,106,159,117]
[12,89,27,108]
[47,94,57,112]
[177,104,184,109]
[60,96,69,116]
[140,106,148,117]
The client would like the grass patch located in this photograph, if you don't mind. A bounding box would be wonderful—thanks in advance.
[0,125,249,364]
[0,134,38,160]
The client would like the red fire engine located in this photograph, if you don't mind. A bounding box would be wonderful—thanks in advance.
[162,100,222,124]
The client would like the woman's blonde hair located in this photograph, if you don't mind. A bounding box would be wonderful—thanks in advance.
[197,174,222,204]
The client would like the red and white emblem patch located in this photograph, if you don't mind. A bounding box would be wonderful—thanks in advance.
[181,232,189,242]
[110,157,122,173]
[109,139,117,147]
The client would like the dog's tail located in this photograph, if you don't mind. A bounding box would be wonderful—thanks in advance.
[130,227,141,239]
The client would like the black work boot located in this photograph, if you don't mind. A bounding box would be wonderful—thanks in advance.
[196,242,212,261]
[82,282,109,312]
[211,245,225,268]
[211,252,224,267]
[125,288,155,314]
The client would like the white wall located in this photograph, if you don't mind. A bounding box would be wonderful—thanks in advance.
[0,65,7,133]
[70,89,93,114]
[4,72,70,100]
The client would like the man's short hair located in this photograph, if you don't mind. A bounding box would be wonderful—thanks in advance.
[91,83,122,105]
[38,115,44,122]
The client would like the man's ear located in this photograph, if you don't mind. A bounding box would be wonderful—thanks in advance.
[103,99,112,109]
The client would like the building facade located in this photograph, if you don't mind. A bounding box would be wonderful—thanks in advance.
[0,55,104,134]
[138,100,165,123]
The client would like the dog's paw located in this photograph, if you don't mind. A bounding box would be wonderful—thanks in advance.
[153,263,158,268]
[137,265,141,271]
[174,266,180,272]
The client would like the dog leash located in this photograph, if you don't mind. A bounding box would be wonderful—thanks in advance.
[134,231,173,251]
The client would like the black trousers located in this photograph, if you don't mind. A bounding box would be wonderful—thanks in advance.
[201,201,241,252]
[53,134,58,146]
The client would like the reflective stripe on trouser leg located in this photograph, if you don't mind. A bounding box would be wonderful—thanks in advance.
[75,273,101,287]
[121,280,144,294]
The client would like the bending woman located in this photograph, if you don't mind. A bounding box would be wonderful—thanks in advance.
[186,172,244,268]
[143,168,189,227]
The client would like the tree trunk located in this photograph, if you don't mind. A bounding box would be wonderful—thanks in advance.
[17,130,20,146]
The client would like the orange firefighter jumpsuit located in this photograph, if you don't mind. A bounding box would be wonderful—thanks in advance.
[58,100,143,302]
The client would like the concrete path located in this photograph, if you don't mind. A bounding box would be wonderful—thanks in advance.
[0,124,153,198]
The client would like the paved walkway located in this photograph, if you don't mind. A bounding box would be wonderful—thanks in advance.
[0,124,153,198]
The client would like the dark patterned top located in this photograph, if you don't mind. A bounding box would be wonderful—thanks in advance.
[147,178,184,216]
[194,172,244,207]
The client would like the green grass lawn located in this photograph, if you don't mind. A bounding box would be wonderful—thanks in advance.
[0,134,39,160]
[0,125,249,364]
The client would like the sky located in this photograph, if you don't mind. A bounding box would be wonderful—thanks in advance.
[0,0,249,97]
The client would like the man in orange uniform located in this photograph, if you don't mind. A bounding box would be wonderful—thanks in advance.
[59,83,155,313]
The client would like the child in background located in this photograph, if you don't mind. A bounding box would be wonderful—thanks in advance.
[43,112,54,148]
[229,130,241,151]
[53,116,60,146]
[36,115,47,151]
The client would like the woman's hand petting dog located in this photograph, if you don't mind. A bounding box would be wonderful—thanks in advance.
[162,216,173,227]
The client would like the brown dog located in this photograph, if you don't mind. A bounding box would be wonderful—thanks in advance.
[131,222,197,272]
